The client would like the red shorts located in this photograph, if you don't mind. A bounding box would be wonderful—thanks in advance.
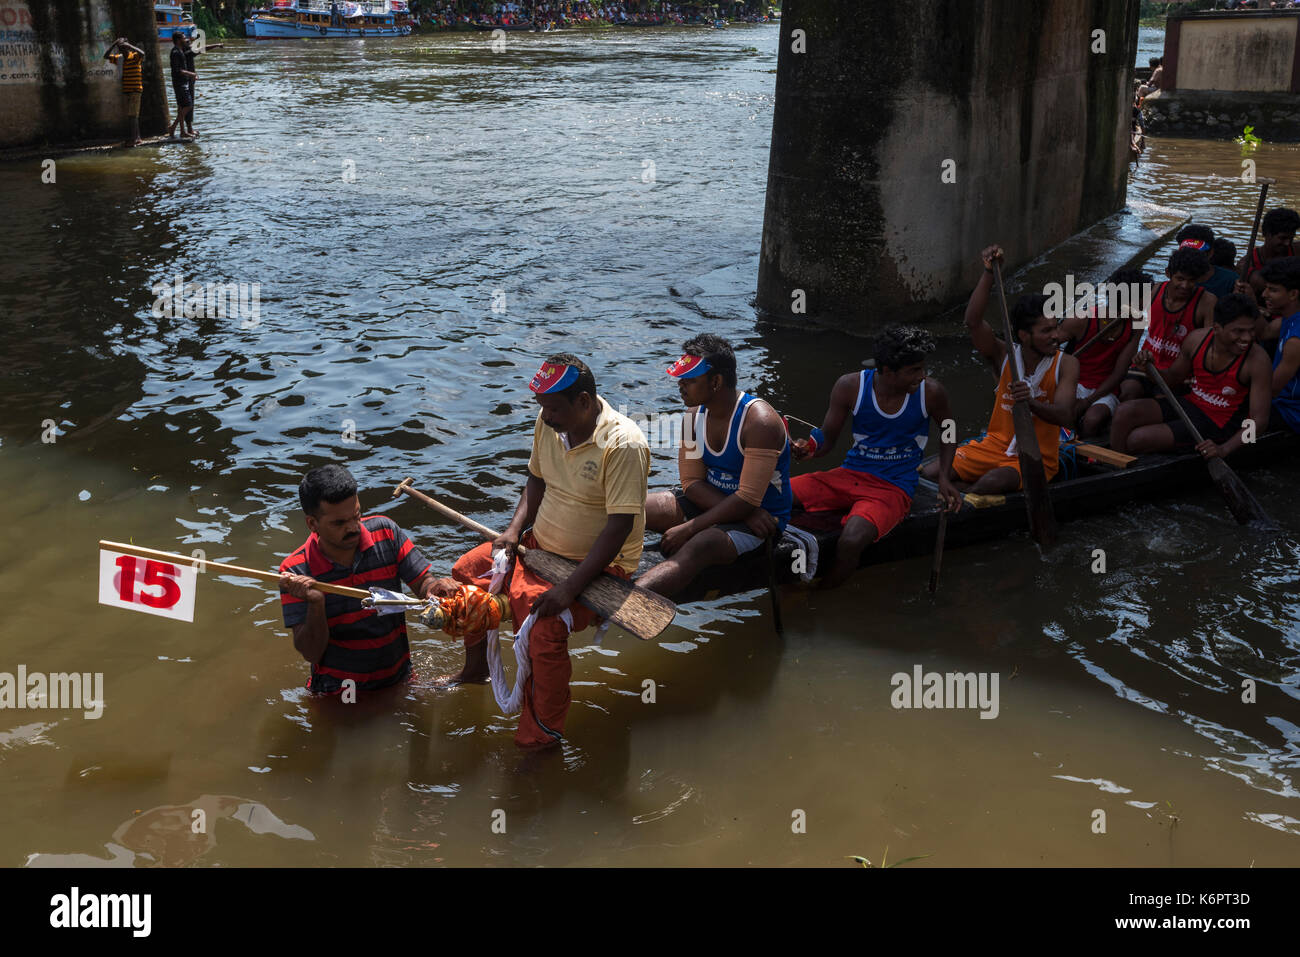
[790,467,912,536]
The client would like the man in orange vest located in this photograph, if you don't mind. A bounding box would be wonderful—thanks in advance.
[920,245,1079,494]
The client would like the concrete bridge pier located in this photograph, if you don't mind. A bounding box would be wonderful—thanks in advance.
[756,0,1140,334]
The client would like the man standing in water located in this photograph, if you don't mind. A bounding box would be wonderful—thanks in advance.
[166,32,195,141]
[431,355,649,750]
[278,464,440,695]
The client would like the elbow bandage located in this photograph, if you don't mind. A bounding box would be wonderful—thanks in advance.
[736,447,782,506]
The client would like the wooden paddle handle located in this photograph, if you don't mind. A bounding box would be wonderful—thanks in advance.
[1240,181,1271,281]
[1145,366,1205,443]
[1072,313,1126,358]
[392,478,515,548]
[98,540,373,600]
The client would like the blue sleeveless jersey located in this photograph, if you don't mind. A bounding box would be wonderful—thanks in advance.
[696,392,792,530]
[1274,312,1300,432]
[842,370,929,495]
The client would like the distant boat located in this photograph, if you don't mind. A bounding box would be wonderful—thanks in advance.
[245,0,412,38]
[156,2,199,43]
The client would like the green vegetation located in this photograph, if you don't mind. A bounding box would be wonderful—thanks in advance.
[1236,125,1262,154]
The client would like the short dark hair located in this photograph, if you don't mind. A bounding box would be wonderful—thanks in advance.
[1176,223,1215,246]
[1210,238,1236,268]
[874,325,935,371]
[1149,56,1162,68]
[1107,267,1153,286]
[681,333,737,388]
[1011,293,1050,337]
[1262,208,1300,237]
[1261,255,1300,292]
[542,352,596,402]
[1168,246,1209,279]
[1213,292,1258,326]
[299,464,358,515]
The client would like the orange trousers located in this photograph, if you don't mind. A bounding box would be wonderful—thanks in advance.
[451,532,626,749]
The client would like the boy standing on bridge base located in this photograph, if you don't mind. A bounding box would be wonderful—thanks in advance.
[104,37,146,147]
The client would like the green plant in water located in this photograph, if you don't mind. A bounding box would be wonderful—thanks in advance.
[847,846,932,868]
[1236,125,1261,155]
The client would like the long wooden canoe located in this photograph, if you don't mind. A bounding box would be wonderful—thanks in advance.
[652,430,1300,604]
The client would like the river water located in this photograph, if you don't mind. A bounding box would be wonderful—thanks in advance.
[1,24,1298,867]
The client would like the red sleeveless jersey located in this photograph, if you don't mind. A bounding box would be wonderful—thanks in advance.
[1146,282,1203,371]
[1075,311,1134,389]
[1250,243,1295,274]
[1187,331,1248,428]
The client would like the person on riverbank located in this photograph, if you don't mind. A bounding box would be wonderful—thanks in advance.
[1239,207,1299,296]
[789,325,961,588]
[636,334,791,598]
[166,32,195,141]
[1060,269,1146,436]
[1259,257,1300,432]
[278,464,440,696]
[430,355,648,750]
[1120,246,1217,401]
[1112,293,1271,459]
[103,37,145,147]
[919,245,1079,494]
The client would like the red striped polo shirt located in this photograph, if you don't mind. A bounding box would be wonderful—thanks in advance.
[279,515,431,694]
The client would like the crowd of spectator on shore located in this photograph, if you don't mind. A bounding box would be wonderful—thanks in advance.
[409,1,776,30]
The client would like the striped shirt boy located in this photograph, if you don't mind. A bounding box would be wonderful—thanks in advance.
[279,515,431,694]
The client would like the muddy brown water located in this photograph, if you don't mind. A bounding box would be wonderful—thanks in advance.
[1,27,1298,866]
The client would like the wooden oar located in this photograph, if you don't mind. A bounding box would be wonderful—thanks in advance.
[392,478,676,641]
[992,262,1059,547]
[1239,178,1276,281]
[1072,311,1129,358]
[100,540,372,599]
[763,535,784,637]
[927,509,948,594]
[1144,368,1277,527]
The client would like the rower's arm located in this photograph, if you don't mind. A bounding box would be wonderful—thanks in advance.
[1194,290,1217,329]
[685,405,785,526]
[802,373,858,458]
[1027,353,1080,428]
[1271,337,1300,396]
[503,473,545,540]
[964,268,1006,368]
[1092,334,1142,400]
[1162,331,1201,388]
[558,514,634,597]
[1222,347,1274,457]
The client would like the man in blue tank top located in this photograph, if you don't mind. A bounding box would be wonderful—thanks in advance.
[1261,257,1300,432]
[637,334,792,598]
[792,326,962,588]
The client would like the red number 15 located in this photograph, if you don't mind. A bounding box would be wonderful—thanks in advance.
[115,556,182,609]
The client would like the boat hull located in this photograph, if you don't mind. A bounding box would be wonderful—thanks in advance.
[660,430,1300,604]
[245,16,409,37]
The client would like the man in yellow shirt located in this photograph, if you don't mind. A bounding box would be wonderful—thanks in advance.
[104,37,146,147]
[431,353,649,749]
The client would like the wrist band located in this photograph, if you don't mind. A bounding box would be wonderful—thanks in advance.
[809,427,825,452]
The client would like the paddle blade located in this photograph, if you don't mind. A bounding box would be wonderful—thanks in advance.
[1207,457,1278,528]
[518,548,677,641]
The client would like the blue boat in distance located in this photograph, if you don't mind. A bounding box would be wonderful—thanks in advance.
[156,2,199,43]
[246,0,413,38]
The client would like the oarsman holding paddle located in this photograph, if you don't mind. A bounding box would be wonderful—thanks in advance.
[1119,246,1217,401]
[790,325,962,588]
[278,464,440,695]
[1238,207,1298,297]
[920,245,1079,495]
[429,354,649,750]
[1111,293,1272,460]
[1260,257,1300,433]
